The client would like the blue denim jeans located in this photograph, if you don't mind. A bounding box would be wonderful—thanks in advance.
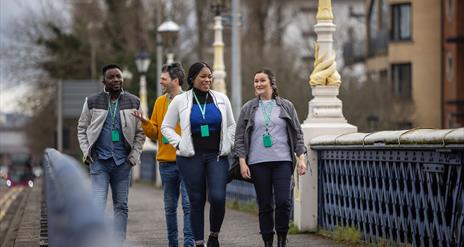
[176,151,229,242]
[90,158,132,241]
[159,162,194,247]
[250,161,292,236]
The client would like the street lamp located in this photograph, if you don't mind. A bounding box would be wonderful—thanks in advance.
[157,20,180,64]
[211,0,227,94]
[134,50,155,182]
[135,50,151,117]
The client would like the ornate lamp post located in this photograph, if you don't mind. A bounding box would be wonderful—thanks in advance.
[293,0,357,232]
[157,20,180,64]
[211,0,227,94]
[135,50,151,117]
[134,50,155,181]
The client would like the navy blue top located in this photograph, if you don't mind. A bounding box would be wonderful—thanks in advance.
[190,88,222,152]
[94,99,129,166]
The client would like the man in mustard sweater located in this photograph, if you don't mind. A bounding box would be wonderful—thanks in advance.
[132,63,193,247]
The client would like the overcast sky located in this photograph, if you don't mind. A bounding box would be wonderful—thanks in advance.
[0,0,45,114]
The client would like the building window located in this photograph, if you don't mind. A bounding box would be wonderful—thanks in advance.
[446,53,454,81]
[447,0,454,21]
[368,0,389,56]
[391,4,411,41]
[391,63,412,100]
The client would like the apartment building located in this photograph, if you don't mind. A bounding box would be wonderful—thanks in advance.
[365,0,443,128]
[442,0,464,128]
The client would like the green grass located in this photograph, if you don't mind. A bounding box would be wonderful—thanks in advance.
[318,226,413,247]
[288,221,307,235]
[317,225,362,243]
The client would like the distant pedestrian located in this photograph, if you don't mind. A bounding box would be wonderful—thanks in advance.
[234,69,307,247]
[77,64,145,243]
[161,62,236,247]
[132,62,194,247]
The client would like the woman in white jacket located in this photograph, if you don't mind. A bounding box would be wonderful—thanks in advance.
[161,62,235,247]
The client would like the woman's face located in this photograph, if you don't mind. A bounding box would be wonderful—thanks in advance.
[193,67,212,92]
[254,72,273,98]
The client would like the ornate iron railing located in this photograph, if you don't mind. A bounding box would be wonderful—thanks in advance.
[311,129,464,246]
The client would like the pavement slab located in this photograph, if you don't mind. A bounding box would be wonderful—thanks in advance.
[121,183,346,247]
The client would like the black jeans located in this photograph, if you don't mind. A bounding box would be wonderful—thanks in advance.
[250,161,292,236]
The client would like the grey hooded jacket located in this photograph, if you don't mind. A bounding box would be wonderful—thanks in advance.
[77,90,145,166]
[234,96,306,171]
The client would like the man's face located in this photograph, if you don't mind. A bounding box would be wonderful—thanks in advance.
[160,72,178,94]
[103,68,123,93]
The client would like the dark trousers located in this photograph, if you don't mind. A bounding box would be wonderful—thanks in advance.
[176,151,229,242]
[250,161,292,237]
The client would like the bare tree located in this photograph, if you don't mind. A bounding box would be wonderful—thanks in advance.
[339,70,415,132]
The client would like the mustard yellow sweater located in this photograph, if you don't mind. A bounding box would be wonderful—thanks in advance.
[141,94,180,162]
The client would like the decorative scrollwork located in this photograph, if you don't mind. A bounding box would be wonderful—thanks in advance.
[309,43,341,87]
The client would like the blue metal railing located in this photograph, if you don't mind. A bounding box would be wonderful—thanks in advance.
[42,148,114,247]
[226,180,256,204]
[311,129,464,246]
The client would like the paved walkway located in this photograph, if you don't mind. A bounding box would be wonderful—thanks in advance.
[122,183,344,247]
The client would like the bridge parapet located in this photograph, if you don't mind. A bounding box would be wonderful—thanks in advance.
[309,128,463,246]
[311,128,464,146]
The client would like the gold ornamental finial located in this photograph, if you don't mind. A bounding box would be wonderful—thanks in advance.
[316,0,334,21]
[309,44,341,87]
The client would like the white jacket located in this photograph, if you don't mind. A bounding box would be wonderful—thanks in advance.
[161,89,235,157]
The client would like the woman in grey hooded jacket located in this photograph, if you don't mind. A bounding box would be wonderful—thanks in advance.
[234,69,307,247]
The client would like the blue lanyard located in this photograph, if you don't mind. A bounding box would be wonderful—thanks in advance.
[193,91,209,120]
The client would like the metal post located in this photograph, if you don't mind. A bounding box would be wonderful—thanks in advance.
[156,0,163,97]
[212,15,227,94]
[231,0,241,118]
[139,74,148,117]
[56,80,63,152]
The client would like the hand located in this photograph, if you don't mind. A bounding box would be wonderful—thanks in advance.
[131,110,148,123]
[239,158,251,179]
[84,156,92,166]
[297,154,307,176]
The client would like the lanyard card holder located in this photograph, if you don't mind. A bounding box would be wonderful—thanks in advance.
[201,124,210,137]
[112,130,120,142]
[263,134,272,148]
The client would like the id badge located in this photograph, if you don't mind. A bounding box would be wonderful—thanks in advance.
[162,136,169,144]
[200,124,210,137]
[111,130,120,142]
[263,134,272,148]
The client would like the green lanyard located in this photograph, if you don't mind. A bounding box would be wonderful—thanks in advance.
[193,91,209,120]
[259,99,273,133]
[109,99,120,142]
[108,100,119,125]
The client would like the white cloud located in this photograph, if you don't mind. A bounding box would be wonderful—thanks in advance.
[0,83,32,114]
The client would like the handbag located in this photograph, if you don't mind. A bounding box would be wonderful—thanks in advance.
[227,158,252,183]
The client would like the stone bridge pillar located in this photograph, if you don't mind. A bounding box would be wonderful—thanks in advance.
[293,0,357,232]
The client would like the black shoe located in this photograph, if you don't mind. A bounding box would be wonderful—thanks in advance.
[277,232,287,247]
[206,235,219,247]
[262,233,274,247]
[264,240,273,247]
